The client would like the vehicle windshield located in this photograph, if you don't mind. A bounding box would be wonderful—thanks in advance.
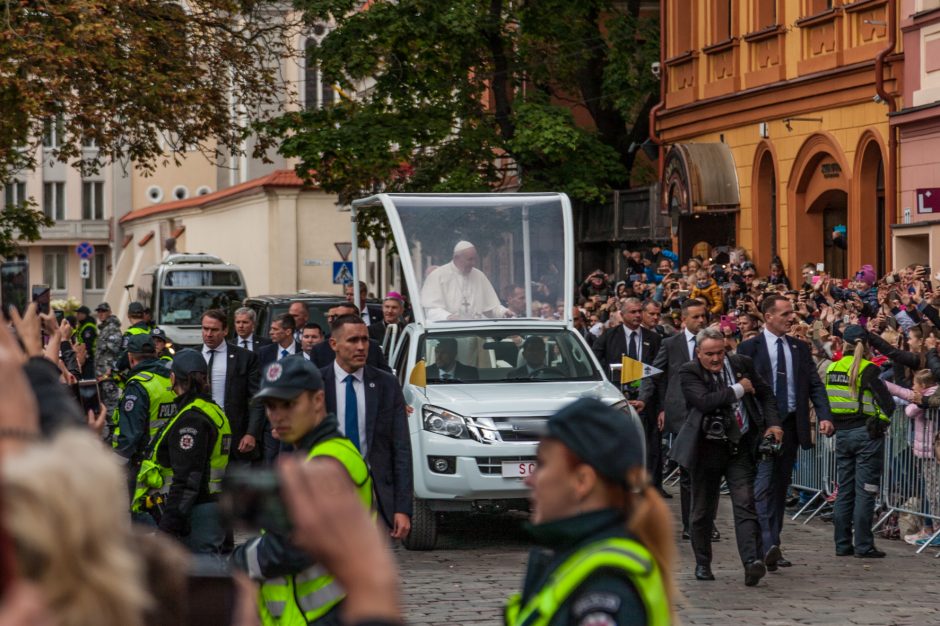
[418,328,600,384]
[383,194,569,324]
[159,289,246,325]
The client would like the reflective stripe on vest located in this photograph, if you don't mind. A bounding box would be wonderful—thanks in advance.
[825,357,878,417]
[74,321,97,351]
[258,436,373,626]
[504,537,671,626]
[111,369,177,450]
[131,397,231,511]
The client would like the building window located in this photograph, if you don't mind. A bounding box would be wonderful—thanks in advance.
[756,0,777,29]
[3,181,26,209]
[43,182,65,220]
[43,249,67,291]
[808,0,834,15]
[42,116,64,149]
[85,252,107,291]
[713,0,732,42]
[82,181,104,220]
[304,39,335,110]
[671,0,694,55]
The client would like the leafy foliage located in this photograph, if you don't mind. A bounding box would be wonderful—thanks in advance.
[279,0,659,223]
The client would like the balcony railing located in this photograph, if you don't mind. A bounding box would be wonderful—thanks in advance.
[37,219,110,241]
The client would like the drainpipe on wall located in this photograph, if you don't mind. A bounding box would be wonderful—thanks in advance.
[875,0,897,269]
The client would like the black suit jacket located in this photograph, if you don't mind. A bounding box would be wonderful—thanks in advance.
[257,341,306,368]
[593,325,661,380]
[219,342,265,462]
[426,362,479,381]
[234,335,271,353]
[737,333,832,449]
[368,320,404,343]
[311,337,391,372]
[670,354,780,469]
[638,330,697,434]
[321,364,414,524]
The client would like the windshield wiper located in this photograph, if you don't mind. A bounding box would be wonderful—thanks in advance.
[426,377,466,384]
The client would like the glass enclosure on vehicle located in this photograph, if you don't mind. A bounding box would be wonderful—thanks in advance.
[418,328,601,384]
[352,194,573,325]
[156,268,246,325]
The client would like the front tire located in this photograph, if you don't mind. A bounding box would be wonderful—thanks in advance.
[403,496,437,551]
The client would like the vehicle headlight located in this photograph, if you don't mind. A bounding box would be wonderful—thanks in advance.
[423,405,470,439]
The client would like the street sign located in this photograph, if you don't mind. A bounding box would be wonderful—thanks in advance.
[334,242,352,261]
[332,261,354,285]
[76,241,95,259]
[917,188,940,214]
[79,259,90,279]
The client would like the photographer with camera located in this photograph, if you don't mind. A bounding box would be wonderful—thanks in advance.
[824,325,896,558]
[738,294,833,571]
[670,327,782,586]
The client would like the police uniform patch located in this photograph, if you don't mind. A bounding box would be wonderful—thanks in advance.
[124,398,136,412]
[179,434,195,450]
[578,612,617,626]
[573,593,621,616]
[266,362,283,382]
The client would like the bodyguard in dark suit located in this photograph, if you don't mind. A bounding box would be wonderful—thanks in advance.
[311,302,391,372]
[638,298,710,530]
[233,307,272,353]
[593,298,661,488]
[426,337,479,381]
[321,314,413,538]
[672,327,782,586]
[368,293,406,344]
[737,294,833,569]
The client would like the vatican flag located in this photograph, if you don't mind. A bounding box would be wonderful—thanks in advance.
[409,359,427,387]
[619,355,662,385]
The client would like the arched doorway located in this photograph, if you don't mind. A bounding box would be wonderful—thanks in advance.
[752,145,778,272]
[787,133,851,278]
[854,132,887,276]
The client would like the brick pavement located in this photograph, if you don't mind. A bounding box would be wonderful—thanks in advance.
[397,490,940,625]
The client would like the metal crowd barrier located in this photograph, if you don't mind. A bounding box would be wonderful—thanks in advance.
[790,422,838,525]
[872,407,940,555]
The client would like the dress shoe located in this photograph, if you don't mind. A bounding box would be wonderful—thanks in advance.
[682,530,690,540]
[657,487,673,499]
[835,548,855,556]
[855,548,886,559]
[776,557,792,567]
[711,527,721,542]
[694,565,715,581]
[764,545,781,572]
[744,559,766,587]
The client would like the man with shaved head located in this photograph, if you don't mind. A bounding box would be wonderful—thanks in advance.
[420,240,510,321]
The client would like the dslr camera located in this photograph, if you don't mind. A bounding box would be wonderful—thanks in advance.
[758,433,782,457]
[702,409,730,441]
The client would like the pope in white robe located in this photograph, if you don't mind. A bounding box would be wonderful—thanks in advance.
[420,241,510,321]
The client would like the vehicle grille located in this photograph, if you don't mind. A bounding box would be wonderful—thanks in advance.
[478,416,547,443]
[475,456,537,475]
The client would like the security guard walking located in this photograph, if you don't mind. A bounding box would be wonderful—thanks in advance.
[506,398,673,626]
[232,356,373,626]
[112,334,178,487]
[824,325,896,558]
[73,305,98,379]
[113,301,152,376]
[132,349,232,554]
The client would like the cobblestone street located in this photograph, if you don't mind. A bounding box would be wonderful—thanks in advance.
[397,490,940,625]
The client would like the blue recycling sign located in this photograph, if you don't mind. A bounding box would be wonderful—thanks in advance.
[76,242,95,260]
[332,261,354,285]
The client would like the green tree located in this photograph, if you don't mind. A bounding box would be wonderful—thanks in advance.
[0,0,302,256]
[276,0,659,226]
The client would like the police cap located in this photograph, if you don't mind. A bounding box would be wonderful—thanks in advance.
[171,349,207,378]
[95,302,111,312]
[842,324,869,346]
[543,398,645,484]
[76,305,91,315]
[128,301,145,316]
[151,327,168,341]
[126,334,155,354]
[253,356,323,403]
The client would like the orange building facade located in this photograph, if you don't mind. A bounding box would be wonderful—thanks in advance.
[652,0,902,280]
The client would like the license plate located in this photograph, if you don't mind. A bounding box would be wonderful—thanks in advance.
[501,460,536,478]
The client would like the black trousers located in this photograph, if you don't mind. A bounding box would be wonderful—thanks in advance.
[690,435,761,567]
[644,411,664,490]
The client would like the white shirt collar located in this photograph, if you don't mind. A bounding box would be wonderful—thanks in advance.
[203,342,227,355]
[334,360,364,383]
[684,328,696,343]
[763,327,785,345]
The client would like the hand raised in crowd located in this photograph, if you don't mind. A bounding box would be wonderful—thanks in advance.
[0,318,40,458]
[87,403,108,438]
[8,303,41,360]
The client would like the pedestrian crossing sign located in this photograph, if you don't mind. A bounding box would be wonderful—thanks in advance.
[332,261,354,285]
[614,356,662,384]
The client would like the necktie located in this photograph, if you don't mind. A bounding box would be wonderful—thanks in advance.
[689,336,697,361]
[280,348,289,360]
[776,337,789,417]
[241,339,248,350]
[344,375,361,451]
[716,368,743,444]
[627,330,638,360]
[206,349,215,392]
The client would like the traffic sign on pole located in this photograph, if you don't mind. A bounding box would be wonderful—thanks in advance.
[332,261,354,285]
[79,259,90,279]
[76,242,95,260]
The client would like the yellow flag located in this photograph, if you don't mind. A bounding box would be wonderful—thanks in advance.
[620,355,662,384]
[409,359,427,387]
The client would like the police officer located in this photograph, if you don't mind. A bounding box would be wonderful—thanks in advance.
[232,356,373,626]
[824,325,896,558]
[112,334,178,484]
[506,398,673,626]
[73,305,98,379]
[132,349,232,554]
[113,301,151,375]
[95,301,123,411]
[151,327,174,365]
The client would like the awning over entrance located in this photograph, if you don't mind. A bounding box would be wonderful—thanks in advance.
[660,143,740,215]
